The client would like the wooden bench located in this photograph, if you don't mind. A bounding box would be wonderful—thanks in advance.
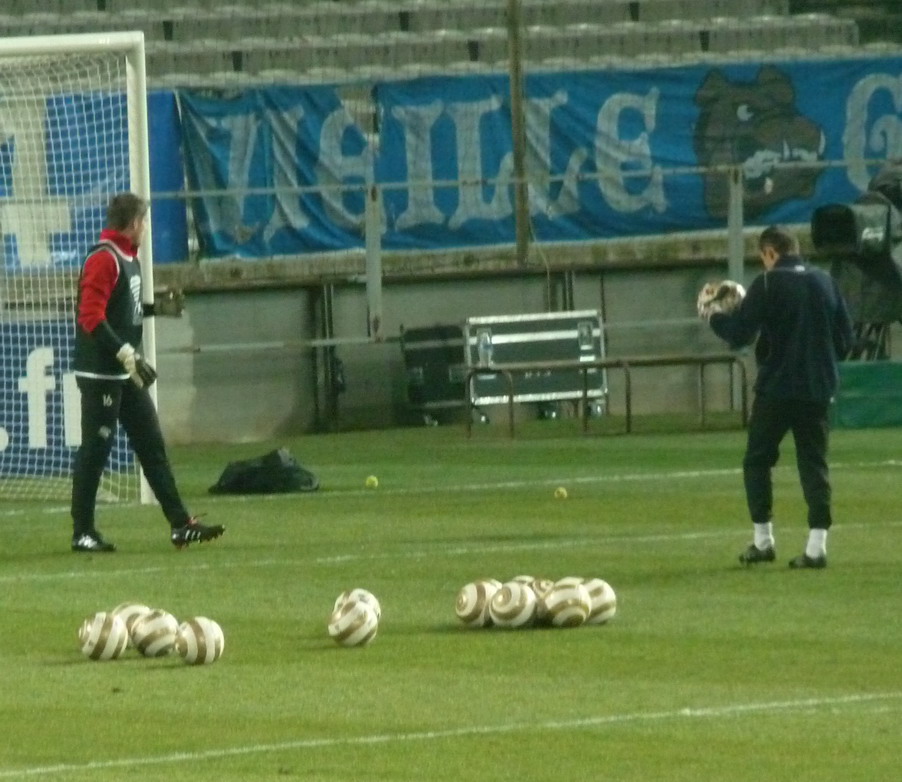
[464,352,748,437]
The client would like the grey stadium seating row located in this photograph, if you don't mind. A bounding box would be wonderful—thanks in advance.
[0,0,886,89]
[147,41,898,90]
[130,14,856,80]
[6,0,791,41]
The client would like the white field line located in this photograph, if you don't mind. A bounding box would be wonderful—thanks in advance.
[1,691,900,779]
[0,458,897,585]
[1,459,899,520]
[1,519,899,585]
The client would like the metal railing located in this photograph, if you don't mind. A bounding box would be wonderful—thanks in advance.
[465,351,748,437]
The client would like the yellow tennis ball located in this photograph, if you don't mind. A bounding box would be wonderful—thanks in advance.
[554,486,568,499]
[365,475,379,489]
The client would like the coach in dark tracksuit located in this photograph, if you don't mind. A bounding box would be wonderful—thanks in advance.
[71,192,224,552]
[708,225,853,569]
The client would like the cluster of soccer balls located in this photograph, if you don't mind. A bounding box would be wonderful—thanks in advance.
[328,588,381,647]
[78,602,224,665]
[696,279,746,321]
[455,575,616,629]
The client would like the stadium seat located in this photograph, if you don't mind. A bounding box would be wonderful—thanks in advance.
[628,20,702,56]
[534,56,586,72]
[405,1,508,33]
[639,0,720,22]
[15,0,879,86]
[445,59,493,74]
[57,0,108,10]
[234,37,319,74]
[147,71,223,89]
[521,0,632,27]
[333,1,402,36]
[14,13,61,36]
[389,62,448,80]
[106,0,197,10]
[793,13,859,48]
[461,27,507,63]
[399,30,474,67]
[77,10,167,40]
[297,66,354,84]
[145,40,234,77]
[0,14,34,37]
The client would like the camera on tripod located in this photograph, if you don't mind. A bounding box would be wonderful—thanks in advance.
[811,161,902,359]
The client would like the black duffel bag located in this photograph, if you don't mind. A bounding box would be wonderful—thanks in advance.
[208,448,319,494]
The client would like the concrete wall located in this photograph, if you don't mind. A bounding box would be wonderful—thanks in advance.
[151,262,796,444]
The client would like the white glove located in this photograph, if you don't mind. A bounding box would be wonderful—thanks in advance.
[697,280,746,321]
[116,343,157,388]
[697,282,720,320]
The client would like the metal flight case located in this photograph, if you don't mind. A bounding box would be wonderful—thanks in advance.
[400,324,469,424]
[464,310,608,412]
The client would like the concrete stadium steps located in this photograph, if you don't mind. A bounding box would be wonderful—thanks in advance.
[139,15,858,79]
[791,0,902,43]
[14,0,792,42]
[147,42,887,93]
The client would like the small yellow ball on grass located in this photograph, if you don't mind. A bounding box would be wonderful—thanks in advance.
[365,475,379,489]
[554,486,568,499]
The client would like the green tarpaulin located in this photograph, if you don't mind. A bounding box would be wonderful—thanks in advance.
[832,361,902,428]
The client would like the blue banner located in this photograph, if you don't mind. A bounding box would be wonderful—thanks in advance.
[148,90,190,264]
[0,89,187,269]
[179,86,369,257]
[178,56,902,257]
[0,322,131,478]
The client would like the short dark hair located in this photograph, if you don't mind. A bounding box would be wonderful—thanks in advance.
[758,225,799,256]
[106,192,148,231]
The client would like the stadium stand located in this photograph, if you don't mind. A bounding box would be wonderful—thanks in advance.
[1,0,895,87]
[790,0,902,44]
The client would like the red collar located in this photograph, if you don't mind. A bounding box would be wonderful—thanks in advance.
[99,228,138,257]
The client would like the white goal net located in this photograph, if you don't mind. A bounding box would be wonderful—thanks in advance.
[0,34,152,504]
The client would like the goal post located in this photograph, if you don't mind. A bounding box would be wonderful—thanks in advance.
[0,32,156,505]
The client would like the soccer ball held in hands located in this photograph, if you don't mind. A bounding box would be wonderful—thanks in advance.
[697,280,746,320]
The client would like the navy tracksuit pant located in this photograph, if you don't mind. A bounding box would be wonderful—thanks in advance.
[742,394,833,530]
[71,378,190,535]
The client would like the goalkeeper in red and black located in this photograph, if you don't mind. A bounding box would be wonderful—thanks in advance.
[70,192,224,553]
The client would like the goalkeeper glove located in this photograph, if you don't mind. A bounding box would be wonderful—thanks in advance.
[116,343,157,388]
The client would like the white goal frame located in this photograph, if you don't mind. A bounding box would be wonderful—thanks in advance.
[0,32,156,504]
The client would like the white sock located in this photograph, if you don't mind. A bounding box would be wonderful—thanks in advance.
[806,528,828,559]
[753,522,774,550]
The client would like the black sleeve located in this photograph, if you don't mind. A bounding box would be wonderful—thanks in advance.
[91,320,126,355]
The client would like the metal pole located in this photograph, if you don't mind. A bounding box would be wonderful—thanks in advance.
[726,167,746,412]
[364,146,383,341]
[727,167,745,283]
[507,0,530,267]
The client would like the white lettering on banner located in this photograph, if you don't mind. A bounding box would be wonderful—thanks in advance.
[9,349,81,450]
[194,112,262,242]
[843,73,902,192]
[392,101,445,231]
[314,105,370,233]
[527,90,586,219]
[595,88,666,214]
[446,96,514,229]
[264,105,311,242]
[16,347,56,448]
[390,88,667,231]
[0,100,70,267]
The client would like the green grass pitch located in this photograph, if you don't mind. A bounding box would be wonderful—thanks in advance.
[1,422,900,781]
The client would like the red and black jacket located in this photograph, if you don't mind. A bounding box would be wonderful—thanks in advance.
[73,229,145,380]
